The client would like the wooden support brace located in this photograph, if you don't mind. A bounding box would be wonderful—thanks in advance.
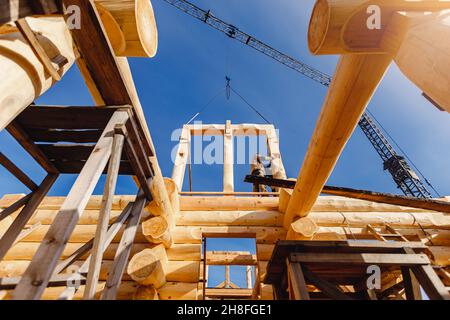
[401,266,422,300]
[15,18,66,81]
[83,129,125,300]
[57,203,133,300]
[286,260,310,300]
[0,152,38,191]
[101,188,148,300]
[0,193,32,222]
[11,110,128,300]
[301,264,353,300]
[0,173,57,262]
[7,121,58,174]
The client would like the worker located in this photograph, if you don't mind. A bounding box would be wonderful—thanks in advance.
[250,154,269,193]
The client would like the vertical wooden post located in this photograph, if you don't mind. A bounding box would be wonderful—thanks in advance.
[284,54,392,228]
[286,259,310,300]
[202,237,207,300]
[246,265,253,289]
[0,173,57,261]
[223,120,234,193]
[101,188,148,300]
[225,265,231,288]
[172,125,191,191]
[12,111,129,300]
[84,128,125,300]
[401,266,422,300]
[267,127,286,180]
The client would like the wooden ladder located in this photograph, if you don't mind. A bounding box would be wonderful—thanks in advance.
[366,224,409,242]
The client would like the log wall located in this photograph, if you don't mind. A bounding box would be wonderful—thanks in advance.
[1,194,449,300]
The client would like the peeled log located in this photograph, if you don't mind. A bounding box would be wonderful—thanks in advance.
[94,0,158,57]
[0,216,13,238]
[133,286,159,300]
[287,217,318,239]
[127,248,166,288]
[428,246,450,266]
[164,178,180,214]
[142,216,173,248]
[0,17,75,131]
[394,10,450,113]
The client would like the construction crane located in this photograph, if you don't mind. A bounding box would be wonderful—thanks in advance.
[162,0,434,199]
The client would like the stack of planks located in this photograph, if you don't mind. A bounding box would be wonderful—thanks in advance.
[1,193,449,299]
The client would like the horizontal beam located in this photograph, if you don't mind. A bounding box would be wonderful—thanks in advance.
[290,252,430,266]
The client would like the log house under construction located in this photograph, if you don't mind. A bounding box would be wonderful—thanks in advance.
[0,0,449,300]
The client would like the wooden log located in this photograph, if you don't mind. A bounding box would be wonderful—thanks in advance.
[246,265,253,289]
[394,10,450,113]
[127,248,166,288]
[180,196,279,211]
[171,126,190,191]
[142,216,173,248]
[284,54,393,227]
[287,217,319,240]
[279,188,293,214]
[12,111,129,300]
[0,259,199,283]
[133,285,159,300]
[223,120,234,193]
[283,226,450,246]
[0,216,13,239]
[0,16,75,131]
[164,178,180,214]
[172,226,286,244]
[428,247,450,267]
[267,126,287,181]
[176,210,284,227]
[308,0,450,55]
[2,281,197,300]
[146,177,175,226]
[206,251,257,266]
[257,244,275,261]
[94,0,158,57]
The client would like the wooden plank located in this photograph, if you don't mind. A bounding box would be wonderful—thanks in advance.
[0,194,32,222]
[11,111,129,300]
[121,127,153,200]
[101,188,148,300]
[0,152,38,191]
[61,0,132,105]
[401,267,422,300]
[206,252,257,266]
[246,175,450,214]
[301,265,353,300]
[16,106,118,130]
[57,204,133,300]
[0,174,57,262]
[290,252,430,266]
[15,18,62,81]
[25,128,102,143]
[411,265,450,300]
[50,160,133,175]
[287,261,310,300]
[0,0,60,25]
[7,121,58,174]
[84,131,124,300]
[38,144,128,161]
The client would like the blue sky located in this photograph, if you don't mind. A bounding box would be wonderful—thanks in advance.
[1,0,450,288]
